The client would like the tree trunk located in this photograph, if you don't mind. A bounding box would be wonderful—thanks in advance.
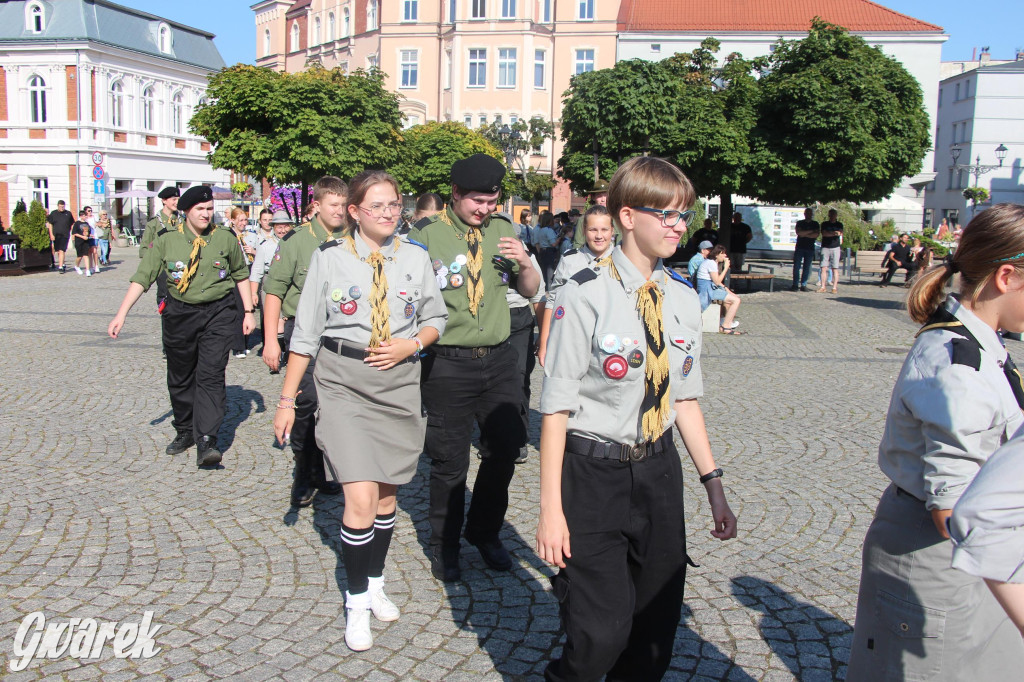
[300,180,309,223]
[592,138,599,182]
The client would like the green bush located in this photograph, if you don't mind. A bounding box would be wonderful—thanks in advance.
[917,235,949,258]
[813,201,886,252]
[12,200,51,251]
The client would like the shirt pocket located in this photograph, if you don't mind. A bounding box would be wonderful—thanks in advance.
[593,329,644,385]
[325,282,361,321]
[392,287,422,322]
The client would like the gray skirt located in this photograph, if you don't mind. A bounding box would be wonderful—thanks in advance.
[313,344,424,485]
[847,484,1024,681]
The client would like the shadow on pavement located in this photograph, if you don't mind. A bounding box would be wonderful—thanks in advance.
[832,296,905,311]
[673,602,759,681]
[221,384,266,451]
[732,575,853,681]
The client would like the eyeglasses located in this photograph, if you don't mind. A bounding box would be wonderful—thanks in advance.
[358,202,402,218]
[631,207,695,227]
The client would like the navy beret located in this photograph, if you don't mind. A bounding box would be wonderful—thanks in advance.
[178,186,214,213]
[451,154,505,194]
[157,186,179,200]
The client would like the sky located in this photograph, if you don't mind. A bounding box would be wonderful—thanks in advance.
[116,0,1023,68]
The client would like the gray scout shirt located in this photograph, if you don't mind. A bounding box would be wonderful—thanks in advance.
[289,232,448,357]
[507,252,546,309]
[540,246,703,445]
[249,234,279,285]
[950,428,1024,583]
[544,244,606,308]
[878,296,1024,510]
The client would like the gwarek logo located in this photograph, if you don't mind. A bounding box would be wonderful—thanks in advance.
[9,611,162,672]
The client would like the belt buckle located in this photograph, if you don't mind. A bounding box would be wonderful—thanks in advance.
[620,443,644,463]
[472,347,487,359]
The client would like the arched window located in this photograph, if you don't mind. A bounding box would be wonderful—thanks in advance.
[142,86,155,130]
[28,75,46,123]
[367,1,378,31]
[27,2,44,33]
[342,8,350,37]
[263,28,271,56]
[109,81,124,128]
[171,92,184,135]
[290,22,299,52]
[158,25,170,53]
[313,17,321,45]
[328,13,335,40]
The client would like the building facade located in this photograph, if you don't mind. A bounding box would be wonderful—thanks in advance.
[925,58,1024,227]
[0,0,230,231]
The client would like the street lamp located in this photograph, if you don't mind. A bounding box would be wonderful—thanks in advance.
[496,125,527,172]
[951,143,1008,187]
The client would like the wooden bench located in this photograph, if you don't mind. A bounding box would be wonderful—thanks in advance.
[728,263,776,292]
[851,251,888,282]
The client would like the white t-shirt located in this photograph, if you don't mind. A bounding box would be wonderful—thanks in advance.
[696,258,718,281]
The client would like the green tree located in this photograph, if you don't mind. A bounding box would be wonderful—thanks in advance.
[962,186,990,217]
[12,200,49,251]
[512,167,557,212]
[392,121,509,199]
[747,19,931,206]
[191,64,404,215]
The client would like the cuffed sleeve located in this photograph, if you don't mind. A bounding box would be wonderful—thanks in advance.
[227,236,249,283]
[527,254,545,304]
[540,283,595,415]
[262,246,290,299]
[289,249,328,357]
[129,236,163,291]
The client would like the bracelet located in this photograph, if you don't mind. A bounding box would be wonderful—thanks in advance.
[278,395,296,406]
[414,338,424,354]
[276,404,295,410]
[244,309,254,314]
[699,468,724,485]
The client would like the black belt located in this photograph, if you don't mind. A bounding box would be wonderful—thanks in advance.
[565,432,671,463]
[432,341,508,359]
[895,486,924,503]
[320,336,368,361]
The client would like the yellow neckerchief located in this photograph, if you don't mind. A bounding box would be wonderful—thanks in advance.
[158,210,178,230]
[175,222,213,294]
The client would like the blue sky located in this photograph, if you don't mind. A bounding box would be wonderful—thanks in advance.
[118,0,1022,67]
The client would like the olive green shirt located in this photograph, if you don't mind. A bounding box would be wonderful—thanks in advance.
[409,206,519,347]
[262,217,342,318]
[139,211,179,257]
[131,225,248,304]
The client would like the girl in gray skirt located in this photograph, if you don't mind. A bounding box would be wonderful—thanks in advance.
[274,170,447,652]
[847,204,1024,680]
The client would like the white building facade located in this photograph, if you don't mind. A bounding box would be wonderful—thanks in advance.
[0,0,230,231]
[925,59,1024,227]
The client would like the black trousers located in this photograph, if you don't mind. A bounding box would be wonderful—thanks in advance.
[421,342,527,548]
[508,306,537,420]
[881,260,916,284]
[162,295,240,440]
[545,433,688,682]
[231,287,247,353]
[282,319,327,485]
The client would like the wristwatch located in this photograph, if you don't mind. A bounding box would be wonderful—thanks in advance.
[699,468,724,484]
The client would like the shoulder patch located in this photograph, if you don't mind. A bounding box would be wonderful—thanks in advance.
[570,268,599,285]
[668,268,694,289]
[950,337,981,371]
[281,229,297,241]
[413,216,433,229]
[403,237,427,250]
[563,248,579,257]
[319,239,340,252]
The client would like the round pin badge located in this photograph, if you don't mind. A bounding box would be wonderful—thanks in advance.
[331,288,343,302]
[175,261,185,270]
[404,303,415,318]
[600,334,620,354]
[274,254,281,261]
[330,304,340,314]
[432,259,443,272]
[218,269,227,279]
[437,266,449,278]
[603,355,629,380]
[349,285,362,300]
[341,300,358,315]
[621,337,632,347]
[449,262,462,274]
[554,306,565,320]
[436,274,447,289]
[682,355,694,377]
[450,273,464,288]
[455,254,468,266]
[627,349,644,368]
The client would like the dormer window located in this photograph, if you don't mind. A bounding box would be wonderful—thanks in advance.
[27,2,45,33]
[158,24,171,54]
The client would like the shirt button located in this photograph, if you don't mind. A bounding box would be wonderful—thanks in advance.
[899,622,909,632]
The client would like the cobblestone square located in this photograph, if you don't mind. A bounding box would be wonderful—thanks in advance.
[2,261,1014,680]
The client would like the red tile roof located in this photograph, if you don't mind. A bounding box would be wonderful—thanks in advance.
[617,0,942,33]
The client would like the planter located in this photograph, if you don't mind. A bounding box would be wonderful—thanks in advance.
[19,246,53,270]
[116,238,128,248]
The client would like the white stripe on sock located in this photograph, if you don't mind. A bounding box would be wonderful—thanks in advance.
[341,528,375,546]
[374,516,396,530]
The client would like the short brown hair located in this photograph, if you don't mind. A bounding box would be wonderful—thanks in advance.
[312,175,348,203]
[345,170,401,234]
[607,156,695,230]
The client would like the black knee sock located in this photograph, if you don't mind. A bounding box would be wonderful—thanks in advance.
[368,511,397,579]
[341,524,374,595]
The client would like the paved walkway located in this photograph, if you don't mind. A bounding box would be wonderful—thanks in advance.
[1,259,1013,680]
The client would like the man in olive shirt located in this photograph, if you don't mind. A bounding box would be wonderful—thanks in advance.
[409,154,541,581]
[262,176,346,507]
[139,187,180,306]
[46,200,75,272]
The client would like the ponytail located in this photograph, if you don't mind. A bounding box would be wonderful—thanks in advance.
[906,262,956,324]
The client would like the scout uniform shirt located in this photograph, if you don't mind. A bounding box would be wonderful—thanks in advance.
[263,217,341,319]
[288,233,448,357]
[541,246,703,445]
[878,295,1024,510]
[139,211,179,258]
[408,207,520,347]
[545,245,604,309]
[131,223,248,304]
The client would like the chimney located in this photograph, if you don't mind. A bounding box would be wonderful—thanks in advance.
[980,46,991,64]
[1017,49,1024,61]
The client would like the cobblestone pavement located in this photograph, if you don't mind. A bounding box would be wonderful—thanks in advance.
[2,260,1018,680]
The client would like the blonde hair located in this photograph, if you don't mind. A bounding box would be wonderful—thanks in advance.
[230,207,248,221]
[607,156,695,230]
[907,203,1024,323]
[313,175,348,203]
[344,170,401,237]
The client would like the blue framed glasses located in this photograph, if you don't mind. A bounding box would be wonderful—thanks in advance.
[631,207,695,227]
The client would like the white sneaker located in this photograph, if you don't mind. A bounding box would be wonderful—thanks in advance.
[93,267,100,274]
[75,266,82,274]
[344,591,373,651]
[86,269,92,277]
[367,577,400,622]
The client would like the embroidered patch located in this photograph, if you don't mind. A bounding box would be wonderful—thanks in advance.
[404,303,415,318]
[682,355,694,377]
[500,271,510,284]
[218,269,226,279]
[554,306,565,320]
[603,355,629,380]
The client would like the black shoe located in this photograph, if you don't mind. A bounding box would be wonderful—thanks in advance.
[196,436,222,467]
[319,481,342,495]
[800,286,811,292]
[514,446,528,464]
[430,546,461,582]
[291,473,317,507]
[789,285,799,291]
[468,537,513,572]
[165,432,195,455]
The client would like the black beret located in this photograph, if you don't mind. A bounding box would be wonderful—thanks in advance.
[157,186,180,200]
[451,154,505,194]
[177,186,214,213]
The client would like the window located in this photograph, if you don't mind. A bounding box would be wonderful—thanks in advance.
[955,82,960,100]
[468,48,487,87]
[498,48,516,87]
[464,114,473,127]
[368,54,379,70]
[541,0,551,22]
[938,88,942,107]
[577,0,594,20]
[171,92,184,135]
[328,13,335,40]
[28,75,46,124]
[479,114,487,127]
[444,49,452,89]
[404,114,420,128]
[574,49,595,75]
[367,1,378,30]
[494,114,502,125]
[958,170,965,189]
[109,81,124,128]
[400,50,418,88]
[263,28,271,56]
[314,17,321,45]
[501,0,515,18]
[290,22,299,51]
[965,80,971,98]
[343,8,350,37]
[158,25,171,53]
[142,86,155,130]
[651,43,661,53]
[449,0,457,22]
[947,168,954,190]
[27,2,44,33]
[403,0,418,21]
[534,49,545,88]
[471,0,485,19]
[32,178,49,209]
[510,114,518,124]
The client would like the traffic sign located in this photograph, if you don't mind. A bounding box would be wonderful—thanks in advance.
[92,166,104,180]
[91,151,104,166]
[94,179,106,195]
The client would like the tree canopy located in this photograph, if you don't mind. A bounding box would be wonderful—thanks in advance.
[391,121,507,199]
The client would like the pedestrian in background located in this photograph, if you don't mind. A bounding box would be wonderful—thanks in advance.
[230,208,254,358]
[46,200,75,273]
[696,244,742,334]
[848,203,1024,680]
[791,208,819,291]
[534,210,559,286]
[140,187,180,311]
[412,192,443,225]
[728,211,752,273]
[97,211,112,266]
[817,208,843,294]
[71,210,92,277]
[250,210,292,361]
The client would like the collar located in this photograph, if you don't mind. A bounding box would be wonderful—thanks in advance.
[582,244,610,260]
[445,206,489,236]
[610,246,667,295]
[946,295,1007,359]
[309,217,338,243]
[352,230,397,260]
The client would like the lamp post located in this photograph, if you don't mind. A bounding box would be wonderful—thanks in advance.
[496,124,528,213]
[951,143,1008,218]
